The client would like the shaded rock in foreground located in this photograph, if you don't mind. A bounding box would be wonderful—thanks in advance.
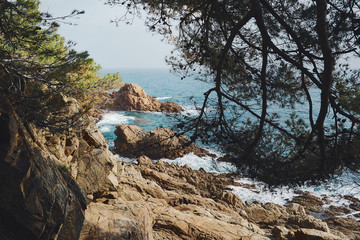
[110,83,183,113]
[0,95,86,240]
[114,124,213,159]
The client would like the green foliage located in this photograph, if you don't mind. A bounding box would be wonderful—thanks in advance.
[57,162,71,174]
[0,0,122,128]
[65,58,122,103]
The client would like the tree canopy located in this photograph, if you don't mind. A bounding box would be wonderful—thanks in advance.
[107,0,360,184]
[0,0,122,130]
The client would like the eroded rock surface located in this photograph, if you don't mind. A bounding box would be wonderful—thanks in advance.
[78,155,359,240]
[2,88,359,240]
[0,95,86,240]
[110,83,184,113]
[114,124,212,159]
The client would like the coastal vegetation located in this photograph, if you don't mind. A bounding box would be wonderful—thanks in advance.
[106,0,360,184]
[1,1,360,239]
[0,0,122,130]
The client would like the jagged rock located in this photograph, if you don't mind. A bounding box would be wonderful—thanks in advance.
[0,95,86,240]
[4,88,359,240]
[138,155,154,166]
[78,152,360,240]
[325,217,360,239]
[344,195,360,211]
[114,124,148,153]
[272,226,292,239]
[114,124,213,159]
[288,215,330,232]
[286,203,307,216]
[291,191,324,213]
[80,159,270,240]
[74,119,119,194]
[80,201,153,240]
[160,101,184,113]
[75,147,119,194]
[294,228,345,240]
[323,205,352,218]
[244,202,287,225]
[111,83,183,113]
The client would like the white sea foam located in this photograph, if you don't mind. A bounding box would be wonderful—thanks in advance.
[229,178,298,205]
[229,170,360,220]
[162,152,237,173]
[182,106,200,117]
[97,111,135,131]
[156,96,172,100]
[114,154,137,164]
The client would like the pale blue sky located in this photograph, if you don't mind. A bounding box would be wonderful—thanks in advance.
[39,0,173,69]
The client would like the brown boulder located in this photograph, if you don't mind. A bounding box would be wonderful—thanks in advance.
[114,124,148,153]
[288,215,329,232]
[114,124,213,159]
[80,201,153,240]
[272,226,292,239]
[294,228,344,240]
[111,83,183,113]
[291,191,324,213]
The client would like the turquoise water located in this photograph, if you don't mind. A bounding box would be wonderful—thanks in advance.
[99,68,209,147]
[98,68,360,216]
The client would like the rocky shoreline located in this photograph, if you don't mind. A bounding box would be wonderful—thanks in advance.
[84,84,360,239]
[1,85,360,239]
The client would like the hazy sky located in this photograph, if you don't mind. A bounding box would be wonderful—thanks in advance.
[39,0,173,69]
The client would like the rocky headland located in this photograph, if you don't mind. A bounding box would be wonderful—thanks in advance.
[1,87,360,240]
[99,83,184,113]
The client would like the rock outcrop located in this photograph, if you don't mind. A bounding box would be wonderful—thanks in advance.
[2,89,359,240]
[0,94,86,240]
[114,124,213,159]
[0,92,121,240]
[78,156,360,240]
[110,83,184,113]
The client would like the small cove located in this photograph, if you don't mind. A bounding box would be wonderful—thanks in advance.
[99,68,360,220]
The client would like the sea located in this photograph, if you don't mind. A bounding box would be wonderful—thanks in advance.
[99,68,360,219]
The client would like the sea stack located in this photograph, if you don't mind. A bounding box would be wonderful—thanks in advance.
[110,83,184,113]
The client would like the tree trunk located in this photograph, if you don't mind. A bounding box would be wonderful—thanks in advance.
[315,0,334,174]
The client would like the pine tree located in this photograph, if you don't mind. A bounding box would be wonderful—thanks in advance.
[0,0,122,131]
[107,0,360,184]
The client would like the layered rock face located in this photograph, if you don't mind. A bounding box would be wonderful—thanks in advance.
[114,124,212,159]
[79,156,360,240]
[110,83,184,113]
[0,95,86,240]
[0,93,120,240]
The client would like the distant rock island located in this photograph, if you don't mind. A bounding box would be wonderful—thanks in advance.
[109,83,184,113]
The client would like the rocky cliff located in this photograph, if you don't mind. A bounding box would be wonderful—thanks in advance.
[1,91,360,240]
[0,92,119,239]
[0,94,86,240]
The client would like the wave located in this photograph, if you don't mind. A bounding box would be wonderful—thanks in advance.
[156,96,172,100]
[182,106,200,117]
[97,111,135,133]
[229,169,360,220]
[162,152,236,173]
